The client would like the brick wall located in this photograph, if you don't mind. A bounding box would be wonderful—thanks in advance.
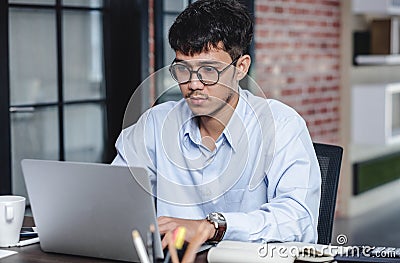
[254,0,341,143]
[147,0,341,143]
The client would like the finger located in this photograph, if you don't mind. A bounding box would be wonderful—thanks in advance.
[167,231,180,263]
[161,231,171,249]
[157,216,168,223]
[157,216,174,229]
[181,222,212,263]
[158,221,178,235]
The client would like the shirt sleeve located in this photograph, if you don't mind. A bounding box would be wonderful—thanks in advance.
[222,115,321,243]
[111,110,157,187]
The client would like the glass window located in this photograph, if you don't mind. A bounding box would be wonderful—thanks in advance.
[157,14,183,103]
[63,10,105,101]
[62,0,102,8]
[163,14,177,66]
[392,93,400,136]
[11,107,59,200]
[9,0,55,5]
[64,104,105,162]
[154,1,191,103]
[164,0,188,12]
[7,1,108,200]
[9,8,57,105]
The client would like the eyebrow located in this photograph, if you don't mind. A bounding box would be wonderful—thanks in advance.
[173,58,224,67]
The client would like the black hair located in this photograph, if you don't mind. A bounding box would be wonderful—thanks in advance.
[168,0,253,60]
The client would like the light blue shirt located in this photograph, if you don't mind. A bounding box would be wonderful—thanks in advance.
[112,89,321,243]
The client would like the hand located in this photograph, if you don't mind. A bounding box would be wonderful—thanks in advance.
[157,216,215,248]
[181,221,216,263]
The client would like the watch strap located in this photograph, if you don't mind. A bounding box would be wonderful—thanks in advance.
[206,212,227,243]
[210,223,226,242]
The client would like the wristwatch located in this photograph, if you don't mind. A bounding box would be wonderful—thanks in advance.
[206,212,227,243]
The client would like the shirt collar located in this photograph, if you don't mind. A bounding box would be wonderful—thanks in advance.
[183,115,201,145]
[182,88,248,152]
[223,88,248,152]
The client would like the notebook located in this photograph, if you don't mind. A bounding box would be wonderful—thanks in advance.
[207,240,337,263]
[21,159,163,262]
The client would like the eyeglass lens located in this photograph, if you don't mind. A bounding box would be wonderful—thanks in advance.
[171,64,219,85]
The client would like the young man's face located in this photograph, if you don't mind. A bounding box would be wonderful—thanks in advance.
[173,48,239,117]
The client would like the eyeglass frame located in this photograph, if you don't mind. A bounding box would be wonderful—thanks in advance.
[169,56,240,86]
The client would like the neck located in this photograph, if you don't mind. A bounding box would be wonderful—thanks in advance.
[198,94,239,141]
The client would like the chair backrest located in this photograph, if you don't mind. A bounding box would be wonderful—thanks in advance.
[313,142,343,245]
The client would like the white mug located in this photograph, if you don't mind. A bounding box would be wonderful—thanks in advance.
[0,195,26,247]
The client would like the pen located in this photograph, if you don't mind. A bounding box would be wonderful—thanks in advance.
[146,224,156,263]
[15,237,40,247]
[132,230,151,263]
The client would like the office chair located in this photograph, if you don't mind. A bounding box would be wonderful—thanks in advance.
[313,142,343,245]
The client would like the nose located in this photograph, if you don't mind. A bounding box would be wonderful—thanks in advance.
[188,71,204,90]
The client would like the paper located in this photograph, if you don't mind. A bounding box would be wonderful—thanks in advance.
[208,247,295,263]
[0,249,17,259]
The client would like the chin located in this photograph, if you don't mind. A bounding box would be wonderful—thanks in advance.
[186,98,227,117]
[188,106,211,117]
[188,105,222,118]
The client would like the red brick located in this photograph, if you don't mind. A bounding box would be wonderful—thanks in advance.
[281,88,302,96]
[257,4,270,12]
[274,6,284,13]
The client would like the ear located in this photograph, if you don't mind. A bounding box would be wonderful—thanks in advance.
[235,55,251,81]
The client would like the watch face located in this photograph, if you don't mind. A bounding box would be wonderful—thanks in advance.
[216,213,225,221]
[208,212,225,223]
[210,213,218,221]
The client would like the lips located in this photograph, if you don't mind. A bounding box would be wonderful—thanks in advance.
[190,95,207,100]
[186,92,208,105]
[189,96,207,105]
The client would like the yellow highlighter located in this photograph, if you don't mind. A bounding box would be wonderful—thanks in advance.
[163,227,187,263]
[173,226,187,250]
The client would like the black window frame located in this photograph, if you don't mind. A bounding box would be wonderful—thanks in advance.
[0,0,149,194]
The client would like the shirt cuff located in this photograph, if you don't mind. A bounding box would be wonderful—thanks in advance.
[222,212,253,241]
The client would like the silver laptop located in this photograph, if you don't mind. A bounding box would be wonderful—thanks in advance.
[21,159,163,262]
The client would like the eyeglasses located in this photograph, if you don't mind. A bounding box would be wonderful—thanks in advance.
[169,57,240,86]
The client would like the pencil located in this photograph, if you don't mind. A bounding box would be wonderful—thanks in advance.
[150,224,157,263]
[132,230,151,263]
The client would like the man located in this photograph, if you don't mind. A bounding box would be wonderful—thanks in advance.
[112,0,321,245]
